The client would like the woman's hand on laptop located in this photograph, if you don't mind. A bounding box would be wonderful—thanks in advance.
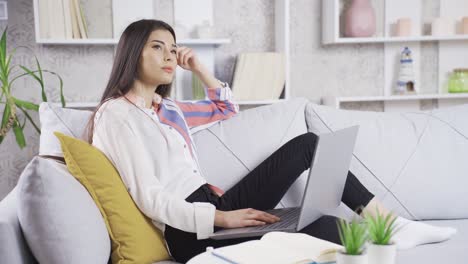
[214,208,280,228]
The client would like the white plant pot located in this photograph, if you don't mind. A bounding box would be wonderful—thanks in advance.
[367,243,397,264]
[336,250,368,264]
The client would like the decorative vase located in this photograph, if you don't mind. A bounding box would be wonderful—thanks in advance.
[336,250,368,264]
[344,0,376,37]
[367,243,397,264]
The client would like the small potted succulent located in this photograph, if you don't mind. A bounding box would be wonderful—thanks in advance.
[336,217,368,264]
[364,209,399,264]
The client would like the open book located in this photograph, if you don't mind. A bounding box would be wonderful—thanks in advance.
[210,232,343,264]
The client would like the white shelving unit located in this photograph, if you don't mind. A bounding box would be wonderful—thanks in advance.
[34,38,231,46]
[322,0,468,45]
[35,38,117,45]
[327,35,468,44]
[174,0,290,105]
[33,0,290,107]
[232,0,290,105]
[323,93,468,111]
[32,0,231,46]
[322,0,468,112]
[33,0,229,47]
[32,0,232,103]
[179,99,289,105]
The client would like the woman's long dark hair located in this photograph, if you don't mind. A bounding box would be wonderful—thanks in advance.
[86,19,176,143]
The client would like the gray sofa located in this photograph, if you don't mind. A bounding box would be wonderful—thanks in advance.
[1,97,467,263]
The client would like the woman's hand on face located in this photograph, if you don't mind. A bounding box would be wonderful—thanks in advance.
[215,208,281,228]
[176,46,201,72]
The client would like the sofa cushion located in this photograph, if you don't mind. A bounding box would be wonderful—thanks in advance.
[39,102,92,157]
[54,132,171,264]
[16,156,110,264]
[305,103,468,220]
[192,97,309,208]
[0,187,38,264]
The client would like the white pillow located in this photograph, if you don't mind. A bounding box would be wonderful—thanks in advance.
[38,103,93,157]
[305,103,468,220]
[17,156,110,264]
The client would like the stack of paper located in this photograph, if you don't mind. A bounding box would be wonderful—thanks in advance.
[38,0,88,39]
[231,52,286,101]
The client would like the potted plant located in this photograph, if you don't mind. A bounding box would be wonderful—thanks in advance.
[0,27,66,149]
[336,217,368,264]
[364,209,399,264]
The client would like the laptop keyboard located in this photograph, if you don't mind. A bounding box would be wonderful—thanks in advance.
[253,207,301,231]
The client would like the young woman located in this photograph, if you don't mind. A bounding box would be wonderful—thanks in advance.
[88,19,456,263]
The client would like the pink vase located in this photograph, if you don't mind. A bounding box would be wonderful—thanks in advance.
[344,0,376,37]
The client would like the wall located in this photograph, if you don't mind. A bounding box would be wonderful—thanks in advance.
[0,0,440,200]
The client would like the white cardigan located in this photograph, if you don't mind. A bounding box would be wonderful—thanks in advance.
[92,97,217,240]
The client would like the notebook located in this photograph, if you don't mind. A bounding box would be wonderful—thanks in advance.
[209,231,343,264]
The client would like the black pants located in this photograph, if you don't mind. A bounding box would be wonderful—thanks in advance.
[164,132,375,263]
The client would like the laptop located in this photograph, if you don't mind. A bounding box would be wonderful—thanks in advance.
[210,125,359,240]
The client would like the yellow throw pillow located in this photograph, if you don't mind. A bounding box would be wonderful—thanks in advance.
[54,132,170,264]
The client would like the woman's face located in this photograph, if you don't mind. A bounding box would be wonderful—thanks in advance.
[137,29,177,86]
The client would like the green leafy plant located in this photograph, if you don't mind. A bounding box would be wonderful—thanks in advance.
[365,209,398,245]
[337,217,368,255]
[0,27,66,148]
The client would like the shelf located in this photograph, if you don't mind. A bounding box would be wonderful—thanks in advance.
[323,93,468,112]
[327,35,468,45]
[176,0,290,104]
[37,0,291,107]
[322,0,468,44]
[322,0,468,112]
[328,93,468,103]
[36,38,231,46]
[177,38,231,45]
[168,99,287,105]
[36,39,118,45]
[235,99,287,105]
[33,0,231,46]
